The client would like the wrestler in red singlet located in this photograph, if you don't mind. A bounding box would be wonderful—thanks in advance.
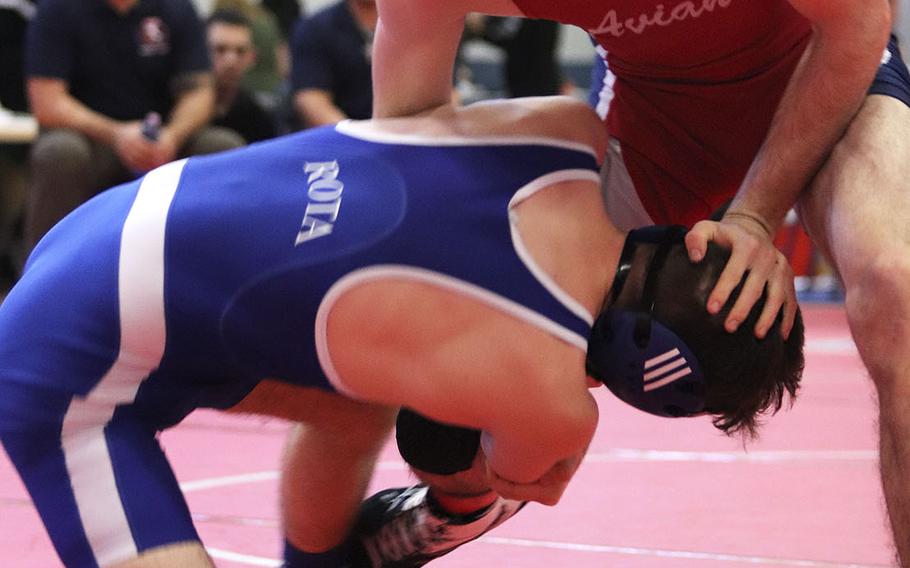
[512,0,811,226]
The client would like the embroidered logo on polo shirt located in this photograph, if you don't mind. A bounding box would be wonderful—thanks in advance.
[138,17,170,56]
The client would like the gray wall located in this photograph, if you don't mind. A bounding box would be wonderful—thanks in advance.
[898,1,910,43]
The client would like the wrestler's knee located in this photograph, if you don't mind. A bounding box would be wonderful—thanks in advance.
[843,251,910,389]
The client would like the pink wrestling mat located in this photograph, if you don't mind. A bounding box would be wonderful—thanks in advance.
[0,305,894,567]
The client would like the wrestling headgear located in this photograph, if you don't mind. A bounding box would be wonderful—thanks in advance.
[586,225,708,418]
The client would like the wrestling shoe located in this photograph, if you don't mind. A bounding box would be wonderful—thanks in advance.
[352,484,525,567]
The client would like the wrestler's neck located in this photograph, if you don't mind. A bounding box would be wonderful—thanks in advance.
[513,183,622,318]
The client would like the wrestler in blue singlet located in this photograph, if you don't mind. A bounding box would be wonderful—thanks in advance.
[0,123,600,567]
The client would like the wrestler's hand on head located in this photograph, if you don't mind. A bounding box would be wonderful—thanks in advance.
[685,215,797,340]
[481,451,582,507]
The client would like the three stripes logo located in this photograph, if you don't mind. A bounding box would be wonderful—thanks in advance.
[643,348,692,392]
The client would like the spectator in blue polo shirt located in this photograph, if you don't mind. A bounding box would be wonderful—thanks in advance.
[290,0,377,128]
[24,0,246,251]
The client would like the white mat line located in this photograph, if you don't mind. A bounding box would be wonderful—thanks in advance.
[181,448,876,493]
[583,448,877,464]
[206,547,281,567]
[478,536,888,567]
[206,536,888,568]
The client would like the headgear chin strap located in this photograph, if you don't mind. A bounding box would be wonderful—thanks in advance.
[586,226,708,418]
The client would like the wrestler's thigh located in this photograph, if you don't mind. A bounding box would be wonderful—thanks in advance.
[1,413,204,567]
[798,95,910,286]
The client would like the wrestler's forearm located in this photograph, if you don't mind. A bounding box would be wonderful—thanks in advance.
[372,0,524,118]
[371,5,465,117]
[479,393,597,489]
[728,1,891,233]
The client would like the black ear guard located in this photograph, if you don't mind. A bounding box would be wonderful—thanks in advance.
[586,226,708,418]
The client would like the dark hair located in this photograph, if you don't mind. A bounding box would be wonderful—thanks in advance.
[207,9,252,30]
[647,242,804,438]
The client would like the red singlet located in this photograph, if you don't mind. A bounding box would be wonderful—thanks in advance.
[512,0,811,225]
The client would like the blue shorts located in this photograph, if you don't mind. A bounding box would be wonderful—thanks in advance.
[870,35,910,107]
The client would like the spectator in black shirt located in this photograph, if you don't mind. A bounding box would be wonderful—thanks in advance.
[263,0,301,41]
[208,9,278,144]
[0,0,35,112]
[290,0,376,128]
[0,0,36,291]
[479,16,570,98]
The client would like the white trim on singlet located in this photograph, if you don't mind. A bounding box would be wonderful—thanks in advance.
[314,265,589,398]
[0,0,36,20]
[334,120,599,160]
[594,46,617,120]
[60,159,186,567]
[508,169,601,326]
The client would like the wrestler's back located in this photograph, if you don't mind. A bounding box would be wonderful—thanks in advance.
[194,124,597,392]
[0,116,599,429]
[156,128,410,388]
[0,129,412,426]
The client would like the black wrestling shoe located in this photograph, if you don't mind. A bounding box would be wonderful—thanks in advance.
[352,484,525,567]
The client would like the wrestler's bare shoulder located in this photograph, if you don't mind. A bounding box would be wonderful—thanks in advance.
[320,276,589,431]
[354,97,607,160]
[380,0,523,20]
